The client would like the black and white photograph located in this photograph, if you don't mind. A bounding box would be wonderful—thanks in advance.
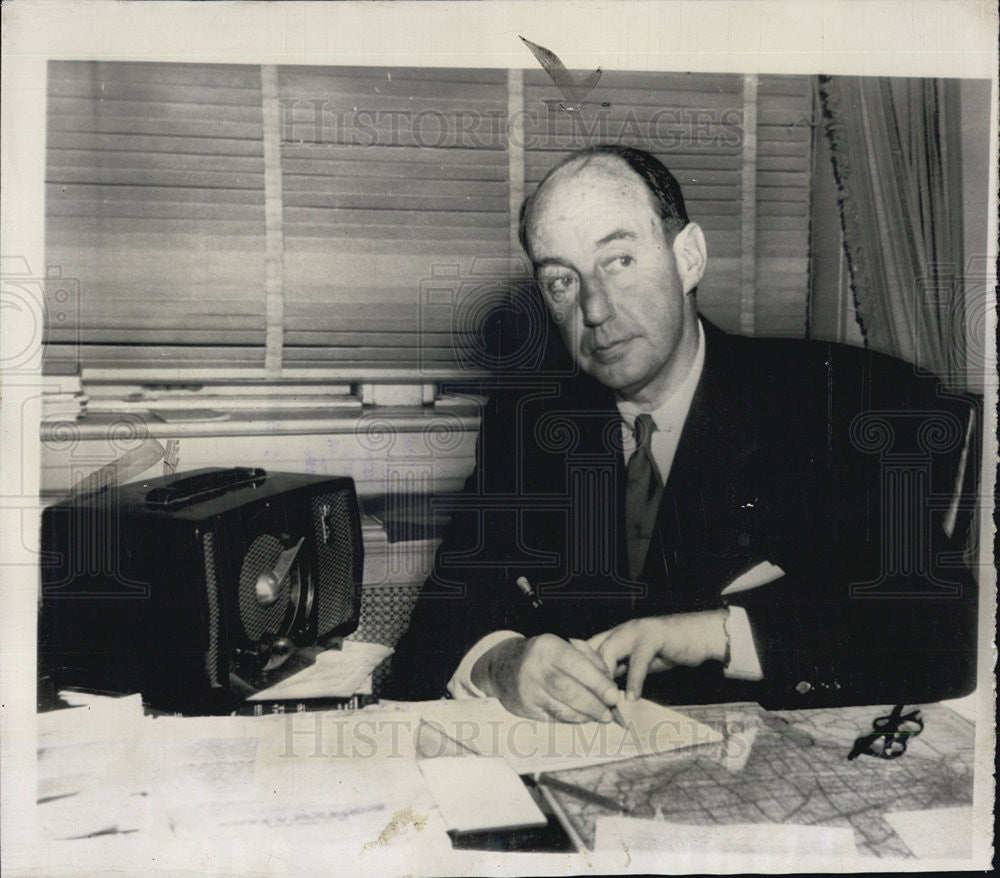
[2,1,996,875]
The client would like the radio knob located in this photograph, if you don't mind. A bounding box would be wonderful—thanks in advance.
[260,634,294,671]
[255,571,281,606]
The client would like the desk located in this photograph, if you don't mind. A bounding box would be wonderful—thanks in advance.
[30,696,980,875]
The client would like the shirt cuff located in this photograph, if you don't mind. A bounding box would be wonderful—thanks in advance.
[722,606,764,681]
[446,630,525,698]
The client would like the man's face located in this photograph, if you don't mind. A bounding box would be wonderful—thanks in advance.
[526,158,703,407]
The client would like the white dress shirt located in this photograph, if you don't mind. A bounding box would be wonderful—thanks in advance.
[448,320,763,698]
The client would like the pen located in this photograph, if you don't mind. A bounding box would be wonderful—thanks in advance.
[538,774,630,814]
[515,575,542,609]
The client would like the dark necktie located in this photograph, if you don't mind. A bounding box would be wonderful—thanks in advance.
[625,413,663,579]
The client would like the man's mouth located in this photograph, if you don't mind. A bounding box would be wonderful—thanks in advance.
[591,337,633,364]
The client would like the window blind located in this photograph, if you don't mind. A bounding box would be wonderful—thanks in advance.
[43,63,813,378]
[44,61,267,373]
[277,66,511,370]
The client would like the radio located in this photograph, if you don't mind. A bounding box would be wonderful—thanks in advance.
[39,467,363,714]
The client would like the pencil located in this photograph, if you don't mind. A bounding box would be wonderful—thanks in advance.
[610,704,628,731]
[539,774,630,813]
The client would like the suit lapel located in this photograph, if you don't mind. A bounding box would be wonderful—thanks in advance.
[644,320,767,608]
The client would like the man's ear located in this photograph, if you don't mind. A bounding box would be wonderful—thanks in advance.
[672,223,707,294]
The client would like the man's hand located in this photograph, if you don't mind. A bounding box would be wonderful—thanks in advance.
[471,634,622,722]
[587,610,730,702]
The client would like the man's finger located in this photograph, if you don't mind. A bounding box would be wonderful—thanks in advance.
[594,625,634,672]
[544,670,613,722]
[625,638,659,702]
[552,645,619,709]
[542,695,606,724]
[585,629,613,652]
[569,637,616,678]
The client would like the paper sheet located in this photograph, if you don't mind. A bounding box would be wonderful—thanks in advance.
[884,807,973,859]
[594,816,857,857]
[419,757,547,834]
[417,697,722,775]
[247,641,393,700]
[38,694,147,806]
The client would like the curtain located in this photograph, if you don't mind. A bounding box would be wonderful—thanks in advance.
[818,76,966,388]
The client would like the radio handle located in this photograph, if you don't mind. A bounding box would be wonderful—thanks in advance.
[145,467,268,508]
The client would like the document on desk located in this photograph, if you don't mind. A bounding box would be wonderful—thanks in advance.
[419,757,547,834]
[140,708,435,852]
[247,640,393,700]
[37,693,146,805]
[417,697,722,775]
[594,816,857,858]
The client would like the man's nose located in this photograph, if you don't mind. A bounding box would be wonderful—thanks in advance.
[579,277,614,327]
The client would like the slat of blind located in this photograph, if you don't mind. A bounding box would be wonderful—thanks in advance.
[282,156,508,180]
[524,151,742,173]
[50,151,267,174]
[66,311,264,329]
[283,177,507,198]
[47,345,267,369]
[48,115,265,140]
[49,78,263,106]
[523,68,742,94]
[287,224,506,244]
[44,61,268,373]
[48,218,266,238]
[281,143,508,165]
[283,347,484,363]
[48,97,263,122]
[49,329,265,345]
[51,60,263,87]
[285,194,509,212]
[48,131,265,156]
[49,199,264,221]
[45,248,265,282]
[48,168,265,188]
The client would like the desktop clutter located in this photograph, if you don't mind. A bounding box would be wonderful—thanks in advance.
[35,468,976,868]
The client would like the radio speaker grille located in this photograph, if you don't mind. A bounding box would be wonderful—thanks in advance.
[313,492,356,638]
[238,534,293,641]
[201,532,222,688]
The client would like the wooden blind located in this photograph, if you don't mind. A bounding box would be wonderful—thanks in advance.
[44,64,813,378]
[277,66,511,370]
[45,61,267,373]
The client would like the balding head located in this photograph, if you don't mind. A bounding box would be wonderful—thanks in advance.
[519,145,689,261]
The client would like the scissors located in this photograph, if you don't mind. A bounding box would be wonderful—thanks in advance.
[847,704,924,761]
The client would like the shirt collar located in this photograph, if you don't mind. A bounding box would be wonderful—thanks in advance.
[616,319,706,434]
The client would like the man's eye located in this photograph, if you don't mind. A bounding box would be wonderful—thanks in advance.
[541,274,578,298]
[604,255,633,272]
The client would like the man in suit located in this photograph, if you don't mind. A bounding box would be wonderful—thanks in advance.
[387,145,977,722]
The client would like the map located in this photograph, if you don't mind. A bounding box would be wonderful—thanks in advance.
[542,702,975,857]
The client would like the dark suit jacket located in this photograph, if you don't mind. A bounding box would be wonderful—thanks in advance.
[386,320,979,708]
